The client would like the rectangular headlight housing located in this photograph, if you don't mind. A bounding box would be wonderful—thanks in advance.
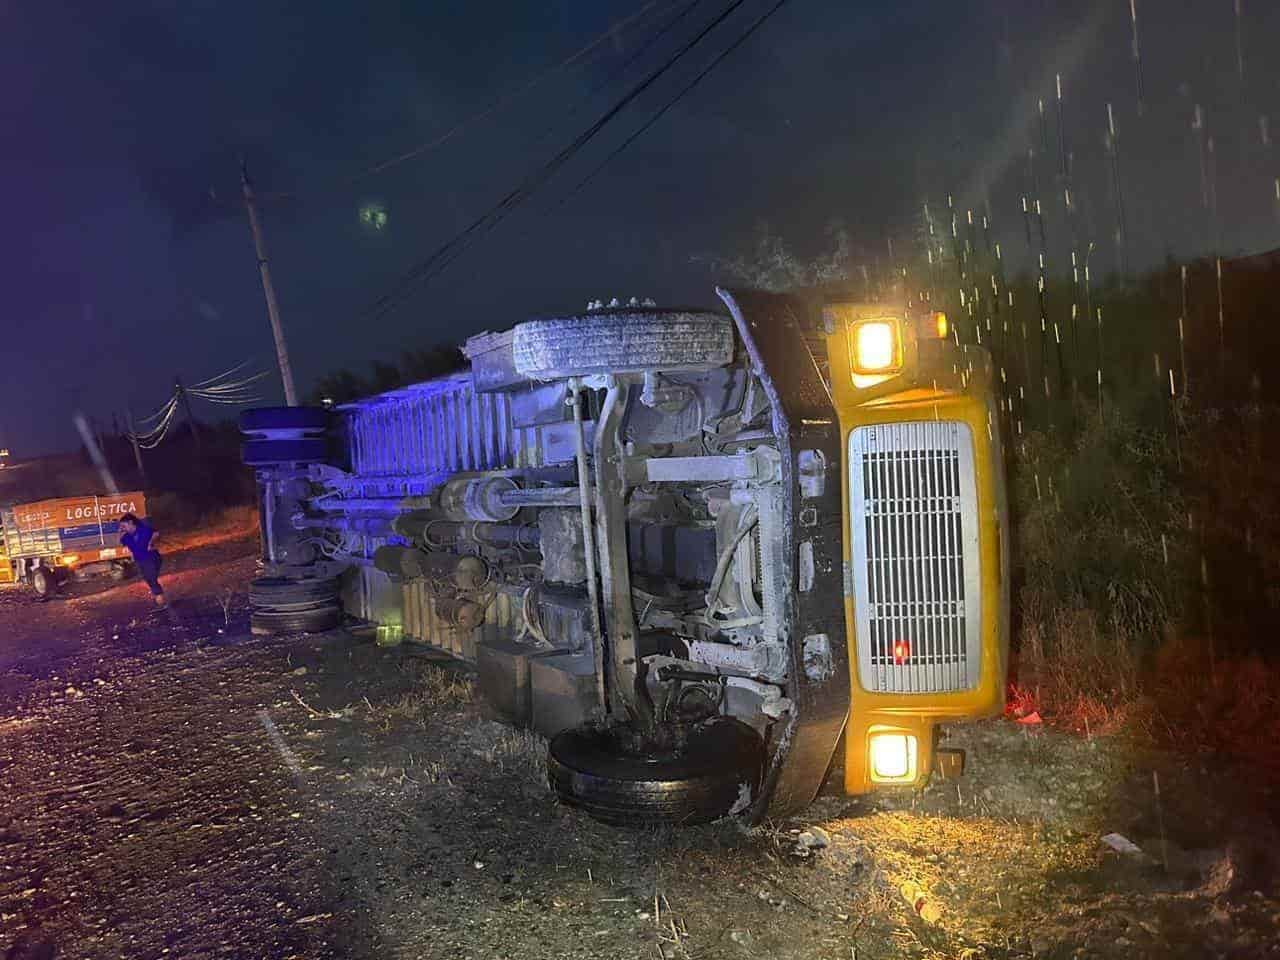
[849,317,901,373]
[848,317,903,379]
[868,732,918,782]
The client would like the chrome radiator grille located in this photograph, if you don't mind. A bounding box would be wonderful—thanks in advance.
[847,421,981,693]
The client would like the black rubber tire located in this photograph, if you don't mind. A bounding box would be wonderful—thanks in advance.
[241,437,329,466]
[249,576,340,609]
[250,602,343,636]
[548,719,764,826]
[30,567,54,601]
[239,406,330,433]
[512,310,734,378]
[109,561,130,582]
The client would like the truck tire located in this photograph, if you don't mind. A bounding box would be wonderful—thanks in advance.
[109,561,131,582]
[512,310,734,379]
[241,437,329,466]
[548,719,764,826]
[249,576,340,609]
[250,602,343,636]
[30,567,55,601]
[239,406,330,434]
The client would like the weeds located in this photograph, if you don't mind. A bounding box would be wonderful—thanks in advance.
[1014,408,1186,640]
[366,661,475,725]
[1015,605,1139,733]
[1011,395,1280,765]
[159,504,259,553]
[217,589,235,626]
[483,727,549,791]
[1143,637,1280,768]
[400,660,475,707]
[1010,405,1184,728]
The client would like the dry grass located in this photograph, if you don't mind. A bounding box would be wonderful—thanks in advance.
[483,727,549,791]
[1013,602,1140,734]
[1015,610,1280,772]
[1143,636,1280,769]
[162,504,259,552]
[367,662,475,725]
[825,810,1099,949]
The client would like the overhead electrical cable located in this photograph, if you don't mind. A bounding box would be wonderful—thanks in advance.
[190,370,271,395]
[135,394,179,427]
[359,0,759,324]
[189,393,265,405]
[189,357,257,390]
[266,0,673,200]
[561,0,793,205]
[540,0,706,138]
[134,400,180,449]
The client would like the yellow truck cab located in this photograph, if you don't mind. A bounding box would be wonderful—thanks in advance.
[822,301,1009,794]
[241,288,1009,824]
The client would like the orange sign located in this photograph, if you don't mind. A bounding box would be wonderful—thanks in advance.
[11,492,147,532]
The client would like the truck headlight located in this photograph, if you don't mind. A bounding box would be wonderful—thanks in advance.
[849,319,902,377]
[869,732,918,782]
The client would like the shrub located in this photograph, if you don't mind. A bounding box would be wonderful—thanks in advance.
[1013,405,1188,641]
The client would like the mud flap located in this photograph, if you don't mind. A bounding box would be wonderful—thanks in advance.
[716,288,850,820]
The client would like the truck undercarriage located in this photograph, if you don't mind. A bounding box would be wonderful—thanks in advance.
[244,287,1006,824]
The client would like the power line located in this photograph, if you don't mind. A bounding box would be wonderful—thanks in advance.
[538,0,707,141]
[359,0,760,325]
[407,0,709,281]
[130,362,267,448]
[190,370,271,395]
[265,0,672,201]
[562,0,793,206]
[189,357,256,390]
[135,393,179,427]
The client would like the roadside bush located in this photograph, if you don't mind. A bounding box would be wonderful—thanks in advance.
[1180,400,1280,647]
[1146,636,1280,772]
[1010,405,1189,727]
[1010,394,1280,756]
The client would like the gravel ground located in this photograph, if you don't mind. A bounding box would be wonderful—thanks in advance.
[2,538,1278,959]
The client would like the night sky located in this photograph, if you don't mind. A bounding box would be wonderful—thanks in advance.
[4,1,1278,455]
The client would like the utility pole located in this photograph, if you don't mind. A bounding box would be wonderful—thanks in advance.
[175,376,203,456]
[125,404,147,486]
[241,160,298,406]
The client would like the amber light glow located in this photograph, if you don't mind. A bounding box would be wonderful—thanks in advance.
[869,733,917,781]
[852,320,897,372]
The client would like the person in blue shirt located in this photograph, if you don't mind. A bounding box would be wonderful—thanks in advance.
[119,513,166,607]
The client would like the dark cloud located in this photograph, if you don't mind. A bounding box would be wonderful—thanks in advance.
[1,0,1277,456]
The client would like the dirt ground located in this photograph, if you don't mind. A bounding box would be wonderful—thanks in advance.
[2,538,1278,959]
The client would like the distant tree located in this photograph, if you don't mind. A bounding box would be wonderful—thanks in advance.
[369,361,402,395]
[307,343,466,405]
[309,369,369,406]
[695,219,858,293]
[400,345,465,383]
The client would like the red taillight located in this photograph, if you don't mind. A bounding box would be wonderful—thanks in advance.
[892,640,911,664]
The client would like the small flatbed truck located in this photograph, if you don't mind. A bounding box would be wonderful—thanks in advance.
[0,492,147,598]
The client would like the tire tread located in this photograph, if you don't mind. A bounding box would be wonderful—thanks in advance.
[512,311,733,379]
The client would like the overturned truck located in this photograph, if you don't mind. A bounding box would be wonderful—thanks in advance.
[242,289,1009,824]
